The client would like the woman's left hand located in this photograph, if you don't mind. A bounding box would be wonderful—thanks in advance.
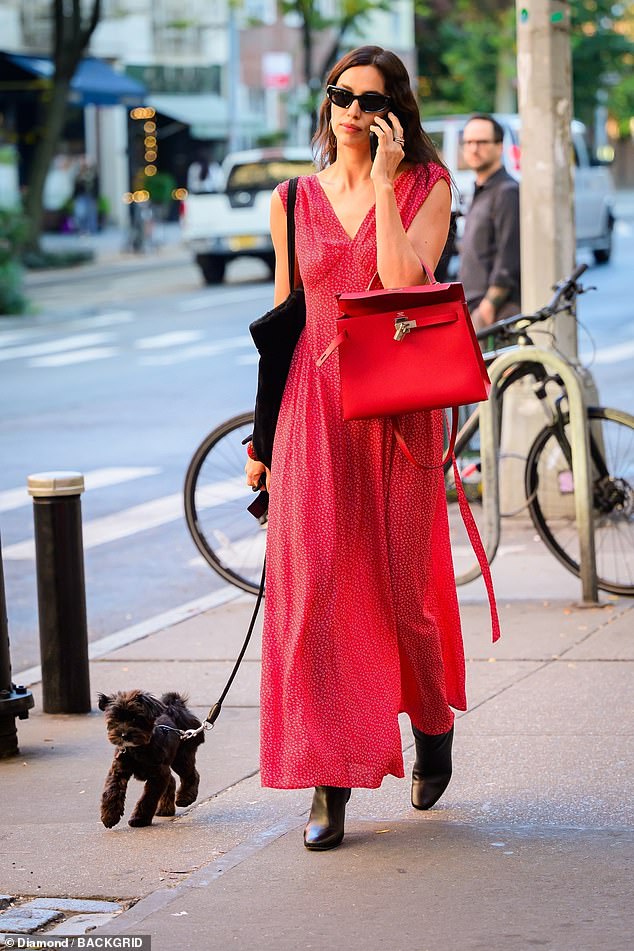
[370,111,405,184]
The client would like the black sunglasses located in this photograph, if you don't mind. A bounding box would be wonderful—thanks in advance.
[326,85,391,114]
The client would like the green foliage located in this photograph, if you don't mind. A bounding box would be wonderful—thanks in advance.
[143,172,177,206]
[21,249,95,270]
[0,208,29,315]
[256,130,289,147]
[570,0,634,130]
[415,0,634,130]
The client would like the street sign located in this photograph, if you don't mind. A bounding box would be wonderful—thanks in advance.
[262,52,292,90]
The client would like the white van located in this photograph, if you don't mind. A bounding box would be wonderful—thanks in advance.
[423,113,615,264]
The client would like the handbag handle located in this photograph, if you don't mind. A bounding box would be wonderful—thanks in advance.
[286,177,300,291]
[393,409,458,470]
[367,259,436,292]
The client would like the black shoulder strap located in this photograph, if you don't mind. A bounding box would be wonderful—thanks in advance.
[286,177,298,290]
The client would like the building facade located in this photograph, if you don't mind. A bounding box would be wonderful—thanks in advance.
[0,0,415,226]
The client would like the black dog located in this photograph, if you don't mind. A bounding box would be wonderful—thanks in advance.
[99,690,204,828]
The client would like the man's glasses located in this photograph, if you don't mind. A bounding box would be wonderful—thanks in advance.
[462,139,500,149]
[326,85,391,114]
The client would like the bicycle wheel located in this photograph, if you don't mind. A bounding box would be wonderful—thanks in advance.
[526,406,634,595]
[184,412,265,595]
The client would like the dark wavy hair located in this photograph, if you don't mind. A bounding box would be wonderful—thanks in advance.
[312,46,446,174]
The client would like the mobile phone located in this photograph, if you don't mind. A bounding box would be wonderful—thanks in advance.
[370,131,379,162]
[370,114,397,161]
[247,489,269,519]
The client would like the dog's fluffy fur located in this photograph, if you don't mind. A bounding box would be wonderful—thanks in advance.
[99,690,204,828]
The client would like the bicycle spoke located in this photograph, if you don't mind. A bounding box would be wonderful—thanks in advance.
[184,413,266,594]
[527,407,634,595]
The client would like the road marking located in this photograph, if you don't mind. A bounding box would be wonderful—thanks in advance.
[135,330,205,349]
[0,467,161,513]
[138,334,252,366]
[28,346,119,367]
[581,339,634,366]
[0,332,114,362]
[4,477,247,559]
[14,584,246,687]
[0,329,48,348]
[63,310,135,330]
[178,286,271,312]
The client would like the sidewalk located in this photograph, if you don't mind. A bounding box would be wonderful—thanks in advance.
[1,567,633,949]
[24,221,191,290]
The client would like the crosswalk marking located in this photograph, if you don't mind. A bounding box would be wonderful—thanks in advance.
[0,329,48,348]
[63,311,135,330]
[581,339,634,366]
[138,335,252,366]
[135,331,204,349]
[29,347,119,367]
[3,476,246,560]
[0,467,161,513]
[178,286,271,312]
[0,332,114,362]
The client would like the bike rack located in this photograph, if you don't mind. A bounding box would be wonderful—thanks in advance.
[478,345,599,604]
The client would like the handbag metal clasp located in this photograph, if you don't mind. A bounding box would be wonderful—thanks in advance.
[394,313,417,342]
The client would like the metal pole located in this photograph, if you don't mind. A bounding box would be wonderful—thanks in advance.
[479,347,599,603]
[28,472,91,714]
[227,4,241,152]
[0,532,34,758]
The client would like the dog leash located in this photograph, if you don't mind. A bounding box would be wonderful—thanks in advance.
[172,559,267,742]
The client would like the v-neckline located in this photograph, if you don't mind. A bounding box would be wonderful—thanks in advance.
[312,172,407,243]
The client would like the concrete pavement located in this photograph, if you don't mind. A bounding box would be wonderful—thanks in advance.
[1,570,633,949]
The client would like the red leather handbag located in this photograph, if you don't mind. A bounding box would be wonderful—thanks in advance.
[317,271,490,464]
[317,270,500,642]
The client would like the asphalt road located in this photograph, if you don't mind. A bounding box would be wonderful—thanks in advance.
[1,219,633,672]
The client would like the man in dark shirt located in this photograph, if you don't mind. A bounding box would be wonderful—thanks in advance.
[458,114,521,330]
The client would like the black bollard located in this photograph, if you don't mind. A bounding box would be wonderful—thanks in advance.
[28,472,91,714]
[0,531,34,758]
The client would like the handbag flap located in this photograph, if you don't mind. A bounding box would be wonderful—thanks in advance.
[337,302,458,330]
[336,281,466,317]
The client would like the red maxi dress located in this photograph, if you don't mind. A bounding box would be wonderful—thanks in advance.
[260,165,466,790]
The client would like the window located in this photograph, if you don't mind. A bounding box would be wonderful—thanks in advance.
[226,159,316,194]
[20,0,52,50]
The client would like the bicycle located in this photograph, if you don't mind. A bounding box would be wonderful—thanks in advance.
[184,265,634,597]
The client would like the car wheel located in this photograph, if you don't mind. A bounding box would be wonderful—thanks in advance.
[196,254,226,284]
[593,212,614,265]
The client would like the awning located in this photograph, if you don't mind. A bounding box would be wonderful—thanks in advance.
[5,53,145,106]
[148,94,265,141]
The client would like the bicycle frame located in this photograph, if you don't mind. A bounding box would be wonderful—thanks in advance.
[478,345,599,603]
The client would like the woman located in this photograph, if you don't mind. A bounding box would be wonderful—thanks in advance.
[246,46,464,851]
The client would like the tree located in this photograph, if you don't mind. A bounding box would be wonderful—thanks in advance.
[415,0,634,128]
[22,0,102,253]
[415,0,516,116]
[570,0,634,132]
[280,0,390,131]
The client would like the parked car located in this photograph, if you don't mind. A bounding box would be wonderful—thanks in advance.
[423,113,615,265]
[180,147,315,284]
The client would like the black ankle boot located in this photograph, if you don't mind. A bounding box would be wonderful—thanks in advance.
[304,786,351,851]
[411,725,454,810]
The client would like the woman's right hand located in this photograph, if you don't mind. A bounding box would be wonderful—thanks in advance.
[245,457,269,492]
